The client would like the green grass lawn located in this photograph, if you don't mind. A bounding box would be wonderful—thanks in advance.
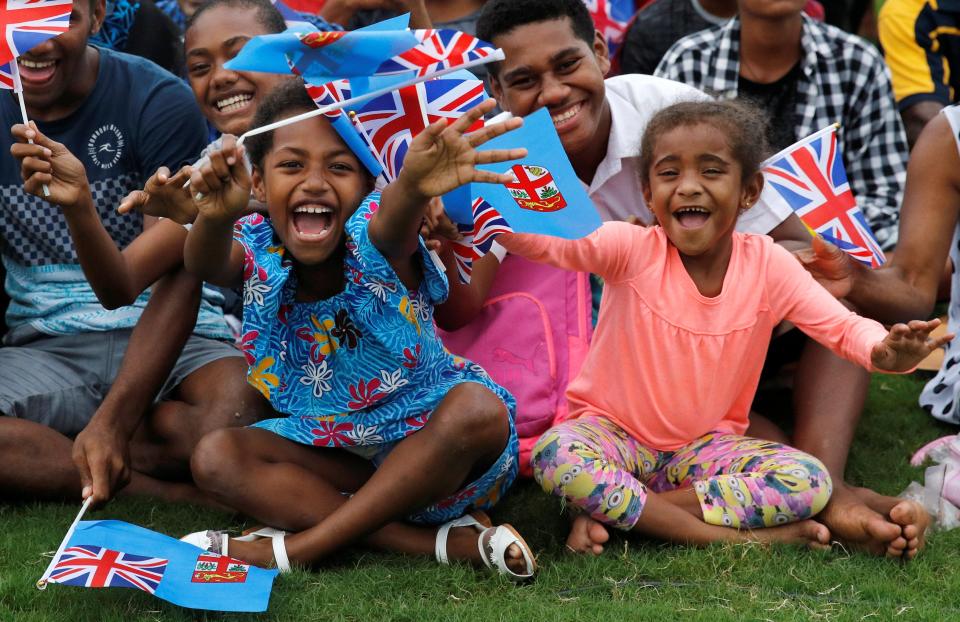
[3,373,960,621]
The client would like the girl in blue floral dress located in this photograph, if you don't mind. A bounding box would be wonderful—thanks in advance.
[180,79,535,580]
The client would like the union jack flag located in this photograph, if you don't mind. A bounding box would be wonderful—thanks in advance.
[47,545,168,594]
[450,196,513,283]
[0,60,15,90]
[374,29,496,78]
[582,0,635,54]
[0,0,73,65]
[763,125,885,268]
[353,75,486,180]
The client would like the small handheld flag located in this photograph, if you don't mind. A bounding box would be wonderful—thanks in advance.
[40,518,278,612]
[225,15,418,79]
[0,0,73,198]
[762,124,886,268]
[450,196,513,283]
[443,107,601,239]
[351,72,487,181]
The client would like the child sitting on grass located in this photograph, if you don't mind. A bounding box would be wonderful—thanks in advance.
[179,79,535,580]
[496,100,945,554]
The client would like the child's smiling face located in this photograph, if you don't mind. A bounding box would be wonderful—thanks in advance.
[185,5,288,136]
[643,123,762,259]
[252,115,372,266]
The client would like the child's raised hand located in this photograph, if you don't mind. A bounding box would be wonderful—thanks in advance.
[398,99,528,201]
[188,134,251,223]
[10,122,89,208]
[871,318,954,372]
[119,165,198,224]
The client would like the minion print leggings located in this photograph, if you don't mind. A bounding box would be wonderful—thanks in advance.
[531,416,832,531]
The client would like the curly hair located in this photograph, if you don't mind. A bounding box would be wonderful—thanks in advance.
[638,99,771,189]
[244,78,318,170]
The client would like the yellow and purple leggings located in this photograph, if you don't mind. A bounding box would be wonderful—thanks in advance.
[531,416,832,530]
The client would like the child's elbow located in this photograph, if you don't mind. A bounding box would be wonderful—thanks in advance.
[97,288,139,310]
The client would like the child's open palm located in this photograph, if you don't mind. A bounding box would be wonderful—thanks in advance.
[399,99,527,200]
[188,134,251,224]
[871,318,954,372]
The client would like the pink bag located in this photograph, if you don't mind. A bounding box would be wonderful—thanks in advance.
[437,254,593,477]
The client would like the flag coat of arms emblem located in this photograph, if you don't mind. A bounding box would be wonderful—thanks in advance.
[43,520,278,612]
[505,165,567,212]
[762,125,886,268]
[192,553,250,584]
[0,0,73,65]
[442,108,601,240]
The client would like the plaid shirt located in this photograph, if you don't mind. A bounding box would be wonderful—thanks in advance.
[654,15,908,250]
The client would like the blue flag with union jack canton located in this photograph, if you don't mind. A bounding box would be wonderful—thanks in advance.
[762,125,886,268]
[443,107,601,241]
[450,196,513,283]
[45,520,278,612]
[224,14,417,80]
[0,0,73,65]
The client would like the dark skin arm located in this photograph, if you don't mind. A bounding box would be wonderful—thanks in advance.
[11,123,188,308]
[72,266,202,506]
[370,100,525,289]
[797,114,960,323]
[902,101,944,150]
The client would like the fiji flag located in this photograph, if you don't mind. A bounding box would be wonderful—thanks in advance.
[44,520,278,612]
[762,125,885,268]
[450,196,513,283]
[0,0,73,65]
[225,14,417,80]
[352,71,487,181]
[443,107,601,240]
[583,0,635,56]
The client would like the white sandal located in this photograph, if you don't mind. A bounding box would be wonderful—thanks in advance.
[180,527,291,573]
[478,524,536,582]
[434,512,536,581]
[434,511,492,565]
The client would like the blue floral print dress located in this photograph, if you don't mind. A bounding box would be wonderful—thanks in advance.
[234,193,518,524]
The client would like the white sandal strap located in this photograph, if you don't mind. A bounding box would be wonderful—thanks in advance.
[435,514,487,565]
[479,525,536,581]
[271,534,291,573]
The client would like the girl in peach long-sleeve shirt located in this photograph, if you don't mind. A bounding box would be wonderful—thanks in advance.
[497,101,951,553]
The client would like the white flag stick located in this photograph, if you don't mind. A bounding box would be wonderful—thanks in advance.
[36,497,93,590]
[11,60,50,198]
[238,51,505,144]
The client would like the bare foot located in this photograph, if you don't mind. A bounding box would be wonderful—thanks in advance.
[747,519,831,549]
[565,514,610,555]
[889,500,930,560]
[819,484,904,557]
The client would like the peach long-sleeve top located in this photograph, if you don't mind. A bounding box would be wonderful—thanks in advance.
[498,223,889,451]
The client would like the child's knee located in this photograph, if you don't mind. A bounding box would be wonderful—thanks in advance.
[432,383,509,449]
[531,430,600,500]
[772,454,833,519]
[190,428,249,492]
